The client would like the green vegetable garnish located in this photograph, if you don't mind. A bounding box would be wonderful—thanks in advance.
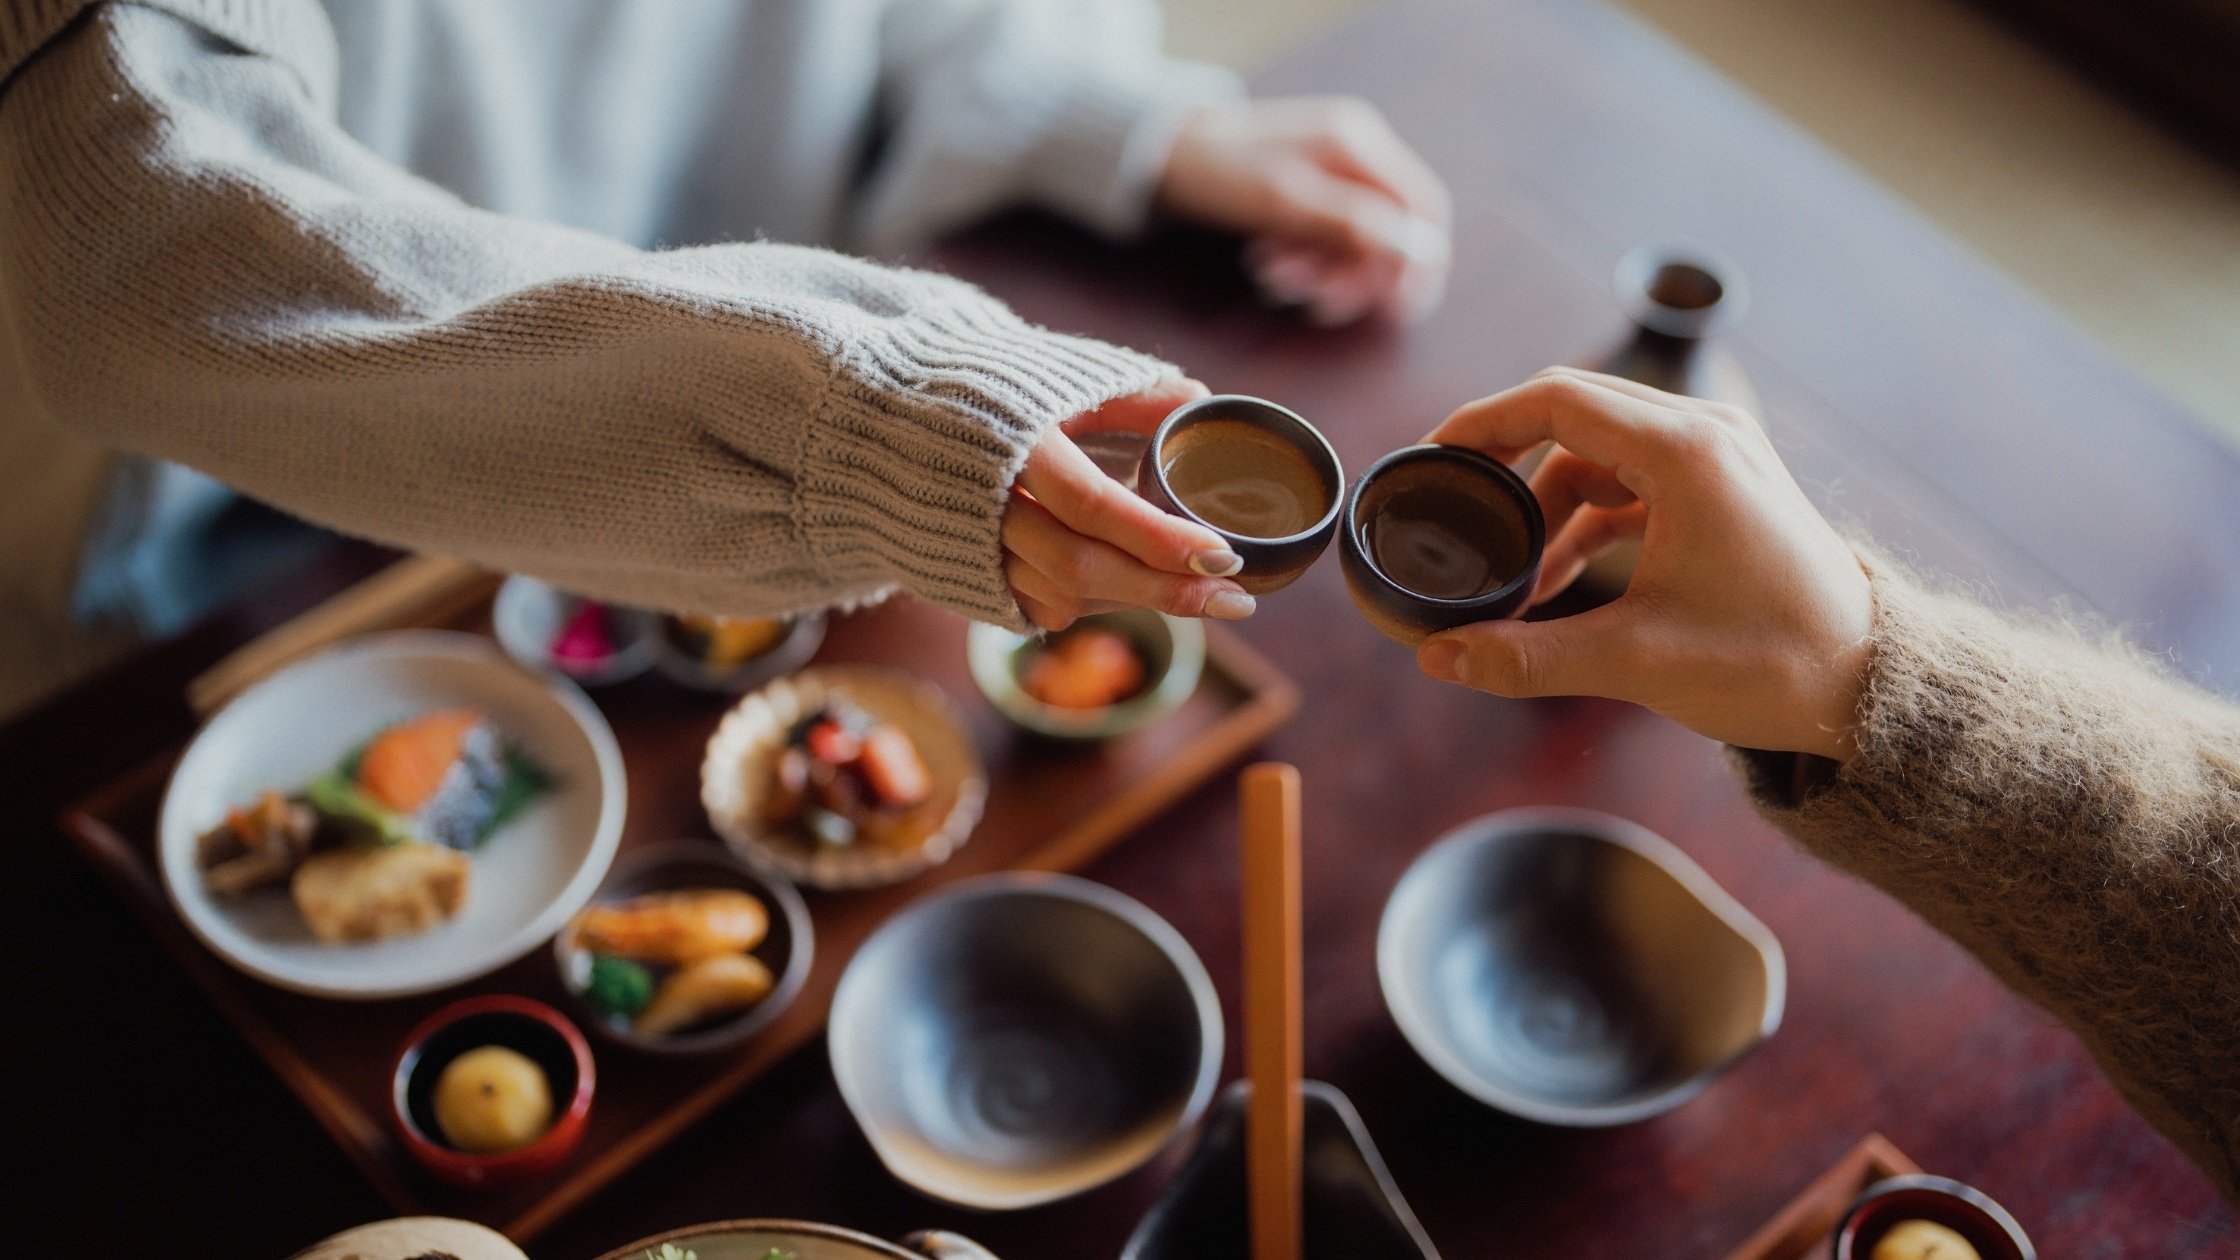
[483,746,555,839]
[641,1246,696,1260]
[304,767,416,846]
[583,953,656,1021]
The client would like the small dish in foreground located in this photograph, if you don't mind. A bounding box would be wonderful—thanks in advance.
[389,994,595,1192]
[553,840,813,1055]
[1835,1175,2034,1260]
[652,611,826,694]
[965,610,1204,741]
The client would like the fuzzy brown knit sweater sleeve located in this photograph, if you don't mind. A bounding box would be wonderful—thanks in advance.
[0,3,1177,628]
[1733,554,2240,1200]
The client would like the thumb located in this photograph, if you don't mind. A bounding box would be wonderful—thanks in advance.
[1415,607,1636,700]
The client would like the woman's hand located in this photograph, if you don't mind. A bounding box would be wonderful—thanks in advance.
[1004,378,1256,632]
[1157,97,1451,327]
[1414,369,1875,761]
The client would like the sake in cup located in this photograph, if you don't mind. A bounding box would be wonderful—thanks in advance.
[1340,444,1545,646]
[1137,395,1344,595]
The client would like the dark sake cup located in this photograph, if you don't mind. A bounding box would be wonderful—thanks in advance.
[1122,1080,1439,1260]
[1137,395,1344,595]
[1835,1175,2035,1260]
[1340,444,1545,647]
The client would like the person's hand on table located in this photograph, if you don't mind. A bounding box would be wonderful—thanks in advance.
[1157,97,1452,327]
[1414,369,1875,761]
[1004,378,1255,632]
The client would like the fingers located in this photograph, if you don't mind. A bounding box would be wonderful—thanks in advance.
[1004,496,1255,624]
[1414,603,1640,700]
[1529,447,1637,542]
[1531,502,1648,607]
[1426,371,1679,489]
[1307,99,1453,229]
[1061,378,1209,439]
[1017,428,1239,578]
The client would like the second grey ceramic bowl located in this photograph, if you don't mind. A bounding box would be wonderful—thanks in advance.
[1377,808,1784,1126]
[593,1220,999,1260]
[829,873,1223,1210]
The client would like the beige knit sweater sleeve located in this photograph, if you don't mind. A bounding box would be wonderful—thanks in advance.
[1733,554,2240,1201]
[0,2,1178,627]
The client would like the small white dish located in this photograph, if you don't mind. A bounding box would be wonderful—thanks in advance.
[159,631,626,999]
[492,575,658,687]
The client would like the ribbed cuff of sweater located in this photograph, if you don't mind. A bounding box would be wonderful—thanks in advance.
[1023,59,1245,239]
[799,284,1175,628]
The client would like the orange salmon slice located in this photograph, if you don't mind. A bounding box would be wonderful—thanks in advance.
[356,709,485,813]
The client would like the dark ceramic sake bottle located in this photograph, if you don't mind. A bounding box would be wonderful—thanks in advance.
[1573,245,1758,598]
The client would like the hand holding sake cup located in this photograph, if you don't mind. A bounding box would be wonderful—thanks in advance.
[1412,368,1876,764]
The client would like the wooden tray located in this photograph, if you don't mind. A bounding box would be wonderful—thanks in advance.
[61,560,1298,1241]
[1722,1134,1924,1260]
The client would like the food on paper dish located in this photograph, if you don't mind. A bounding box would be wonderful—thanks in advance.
[292,842,471,943]
[192,708,550,943]
[760,696,935,851]
[432,1044,555,1154]
[571,889,768,965]
[1018,626,1149,711]
[665,614,788,670]
[564,887,780,1040]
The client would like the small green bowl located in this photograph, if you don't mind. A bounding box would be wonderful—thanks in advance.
[966,610,1205,741]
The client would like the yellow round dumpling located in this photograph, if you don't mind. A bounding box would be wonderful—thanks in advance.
[1872,1219,1981,1260]
[433,1045,554,1153]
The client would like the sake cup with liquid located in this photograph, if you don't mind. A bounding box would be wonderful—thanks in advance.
[1340,444,1545,646]
[1138,395,1344,595]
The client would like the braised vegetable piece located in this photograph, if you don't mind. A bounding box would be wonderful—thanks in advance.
[1020,627,1148,710]
[291,842,471,943]
[762,696,936,849]
[634,952,777,1037]
[572,889,769,964]
[859,726,931,807]
[195,790,320,895]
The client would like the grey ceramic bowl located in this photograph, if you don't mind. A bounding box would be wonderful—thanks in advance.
[593,1220,998,1260]
[1137,394,1344,595]
[554,840,813,1055]
[1377,807,1784,1126]
[1123,1080,1439,1260]
[829,873,1223,1210]
[965,610,1205,741]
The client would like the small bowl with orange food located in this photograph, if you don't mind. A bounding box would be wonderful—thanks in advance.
[966,609,1205,741]
[653,611,826,694]
[553,840,813,1055]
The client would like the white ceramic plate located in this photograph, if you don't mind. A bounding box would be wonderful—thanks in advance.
[159,631,626,999]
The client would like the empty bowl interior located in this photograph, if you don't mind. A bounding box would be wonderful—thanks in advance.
[1381,819,1776,1123]
[397,1009,582,1150]
[831,880,1217,1207]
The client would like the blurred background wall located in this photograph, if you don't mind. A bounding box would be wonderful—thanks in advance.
[1160,0,2240,443]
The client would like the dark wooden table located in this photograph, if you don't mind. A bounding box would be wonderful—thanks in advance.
[9,0,2238,1255]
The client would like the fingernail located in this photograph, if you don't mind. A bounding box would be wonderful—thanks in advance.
[1206,591,1257,621]
[1417,638,1463,682]
[1190,549,1244,578]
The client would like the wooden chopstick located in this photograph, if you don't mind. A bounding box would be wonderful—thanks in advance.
[1241,761,1305,1260]
[186,554,495,716]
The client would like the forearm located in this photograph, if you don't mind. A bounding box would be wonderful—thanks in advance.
[2,5,1170,626]
[1735,552,2240,1197]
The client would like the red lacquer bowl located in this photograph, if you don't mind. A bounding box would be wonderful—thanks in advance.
[390,994,596,1191]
